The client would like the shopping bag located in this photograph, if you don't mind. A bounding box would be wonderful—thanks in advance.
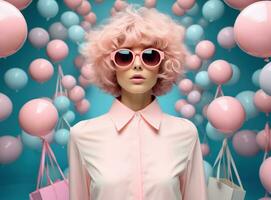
[207,138,246,200]
[29,140,69,200]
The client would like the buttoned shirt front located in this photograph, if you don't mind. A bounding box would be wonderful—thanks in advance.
[68,96,207,200]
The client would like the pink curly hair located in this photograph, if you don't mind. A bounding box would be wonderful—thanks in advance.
[81,4,189,97]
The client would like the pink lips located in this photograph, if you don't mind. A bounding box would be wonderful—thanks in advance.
[130,74,145,84]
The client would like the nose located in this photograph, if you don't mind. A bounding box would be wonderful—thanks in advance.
[133,55,142,70]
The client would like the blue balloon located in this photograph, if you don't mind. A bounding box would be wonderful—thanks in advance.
[53,96,70,113]
[195,71,212,90]
[225,64,240,86]
[196,91,213,110]
[180,16,193,28]
[4,68,28,91]
[21,131,42,150]
[68,25,85,43]
[192,114,204,126]
[186,3,199,16]
[63,110,75,124]
[37,0,59,20]
[206,122,226,141]
[185,24,204,45]
[202,0,225,22]
[252,69,261,88]
[236,91,259,120]
[61,11,80,28]
[203,160,213,184]
[54,128,70,146]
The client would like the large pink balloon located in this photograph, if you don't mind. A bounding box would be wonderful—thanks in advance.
[0,1,28,58]
[256,129,271,151]
[75,98,90,114]
[224,0,261,10]
[19,98,58,136]
[68,85,85,102]
[64,0,82,10]
[185,54,202,71]
[208,60,233,85]
[46,39,69,62]
[234,1,271,58]
[177,0,195,10]
[4,0,32,10]
[259,157,271,193]
[195,40,216,60]
[29,58,54,83]
[254,89,271,113]
[207,96,246,134]
[0,135,22,164]
[217,26,236,49]
[0,93,13,121]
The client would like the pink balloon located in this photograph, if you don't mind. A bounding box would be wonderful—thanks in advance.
[195,40,216,60]
[172,2,185,16]
[259,157,271,193]
[0,1,28,58]
[256,129,271,151]
[217,26,236,49]
[208,60,233,85]
[80,65,92,79]
[178,79,193,94]
[74,55,85,69]
[207,96,246,134]
[180,104,195,119]
[61,75,76,90]
[114,0,128,11]
[84,12,96,24]
[75,98,90,114]
[64,0,83,10]
[68,85,85,102]
[4,0,32,10]
[46,39,69,62]
[0,93,13,121]
[224,0,261,10]
[19,98,58,136]
[78,75,90,88]
[234,1,271,58]
[187,90,201,104]
[76,0,91,16]
[29,58,54,83]
[28,27,50,49]
[185,54,202,71]
[80,21,91,32]
[144,0,156,8]
[254,89,271,113]
[201,143,210,156]
[175,99,188,112]
[177,0,195,9]
[232,130,260,156]
[0,135,22,164]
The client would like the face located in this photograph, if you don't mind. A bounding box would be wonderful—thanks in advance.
[114,46,160,95]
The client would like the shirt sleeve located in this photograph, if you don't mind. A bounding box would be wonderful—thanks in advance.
[179,131,208,200]
[68,127,91,200]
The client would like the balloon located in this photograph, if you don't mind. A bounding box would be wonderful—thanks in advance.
[206,122,227,141]
[207,96,246,134]
[234,1,271,58]
[64,0,83,10]
[75,99,90,114]
[0,135,22,164]
[0,93,13,121]
[49,22,68,40]
[187,90,201,104]
[195,40,215,60]
[76,0,91,15]
[172,2,185,16]
[80,21,92,32]
[0,1,28,58]
[63,110,75,124]
[180,104,195,119]
[178,79,193,94]
[202,0,225,22]
[185,24,204,45]
[196,91,213,110]
[74,55,85,68]
[252,69,261,88]
[54,128,70,146]
[180,16,193,28]
[68,85,85,102]
[37,0,59,20]
[46,39,69,62]
[4,0,32,10]
[186,3,199,16]
[53,96,70,113]
[217,26,236,49]
[19,98,58,136]
[177,0,195,10]
[197,17,209,28]
[4,68,28,91]
[192,114,204,126]
[260,62,271,96]
[21,130,54,150]
[144,0,156,8]
[61,75,76,90]
[114,0,128,12]
[81,65,93,79]
[201,143,210,156]
[185,54,202,70]
[254,89,271,113]
[78,75,90,88]
[256,129,271,151]
[68,25,85,43]
[224,0,261,10]
[175,99,188,112]
[28,27,50,49]
[232,130,259,157]
[29,58,54,83]
[225,64,240,86]
[203,160,213,184]
[61,11,80,28]
[259,157,271,193]
[236,91,259,120]
[208,59,232,85]
[195,71,212,90]
[84,12,97,24]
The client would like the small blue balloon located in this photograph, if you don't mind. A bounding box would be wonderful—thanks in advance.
[54,128,70,146]
[186,3,199,16]
[63,110,75,124]
[68,25,85,43]
[180,16,193,28]
[226,64,240,86]
[236,91,259,120]
[37,0,59,20]
[4,68,28,91]
[53,96,70,113]
[203,160,213,184]
[185,24,204,45]
[252,69,261,88]
[206,122,226,141]
[202,0,225,22]
[192,114,204,126]
[195,71,212,90]
[61,11,80,28]
[21,131,42,150]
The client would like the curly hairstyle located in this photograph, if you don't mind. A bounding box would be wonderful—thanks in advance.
[81,4,189,97]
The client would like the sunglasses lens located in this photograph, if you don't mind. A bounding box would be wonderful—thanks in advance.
[115,49,133,67]
[142,49,161,66]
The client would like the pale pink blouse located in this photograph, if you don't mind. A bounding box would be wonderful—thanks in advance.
[68,96,207,200]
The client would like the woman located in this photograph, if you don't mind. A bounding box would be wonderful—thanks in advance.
[68,4,207,200]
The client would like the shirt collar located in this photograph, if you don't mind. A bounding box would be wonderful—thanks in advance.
[108,96,163,133]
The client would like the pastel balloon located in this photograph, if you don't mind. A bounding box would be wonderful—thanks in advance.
[46,39,69,62]
[254,89,271,113]
[61,11,80,28]
[206,122,226,141]
[64,0,83,10]
[114,0,128,12]
[201,143,210,156]
[62,75,76,90]
[19,98,58,136]
[259,157,271,193]
[68,85,85,102]
[63,110,75,124]
[217,26,236,49]
[37,0,59,20]
[203,160,213,184]
[180,104,195,119]
[185,24,204,45]
[29,58,54,83]
[187,90,201,104]
[78,75,90,88]
[202,0,225,22]
[80,65,93,79]
[4,68,28,91]
[178,79,193,94]
[195,40,215,60]
[68,25,85,43]
[80,21,92,32]
[195,71,212,90]
[252,69,261,88]
[172,2,185,16]
[0,93,13,121]
[175,99,188,112]
[208,60,232,85]
[177,0,195,10]
[84,12,97,24]
[53,96,70,113]
[236,91,259,120]
[192,114,204,126]
[144,0,156,8]
[54,128,70,146]
[196,91,213,110]
[225,64,240,86]
[180,16,193,28]
[0,135,22,164]
[28,27,50,49]
[49,22,68,40]
[197,17,209,28]
[21,130,54,150]
[4,0,32,10]
[207,96,246,134]
[256,129,271,151]
[75,98,90,114]
[224,0,261,10]
[234,1,271,58]
[185,54,202,71]
[232,130,259,157]
[0,1,28,58]
[186,3,199,16]
[74,55,85,68]
[76,0,91,15]
[260,62,271,96]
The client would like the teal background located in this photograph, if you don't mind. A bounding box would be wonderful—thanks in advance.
[0,0,267,199]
